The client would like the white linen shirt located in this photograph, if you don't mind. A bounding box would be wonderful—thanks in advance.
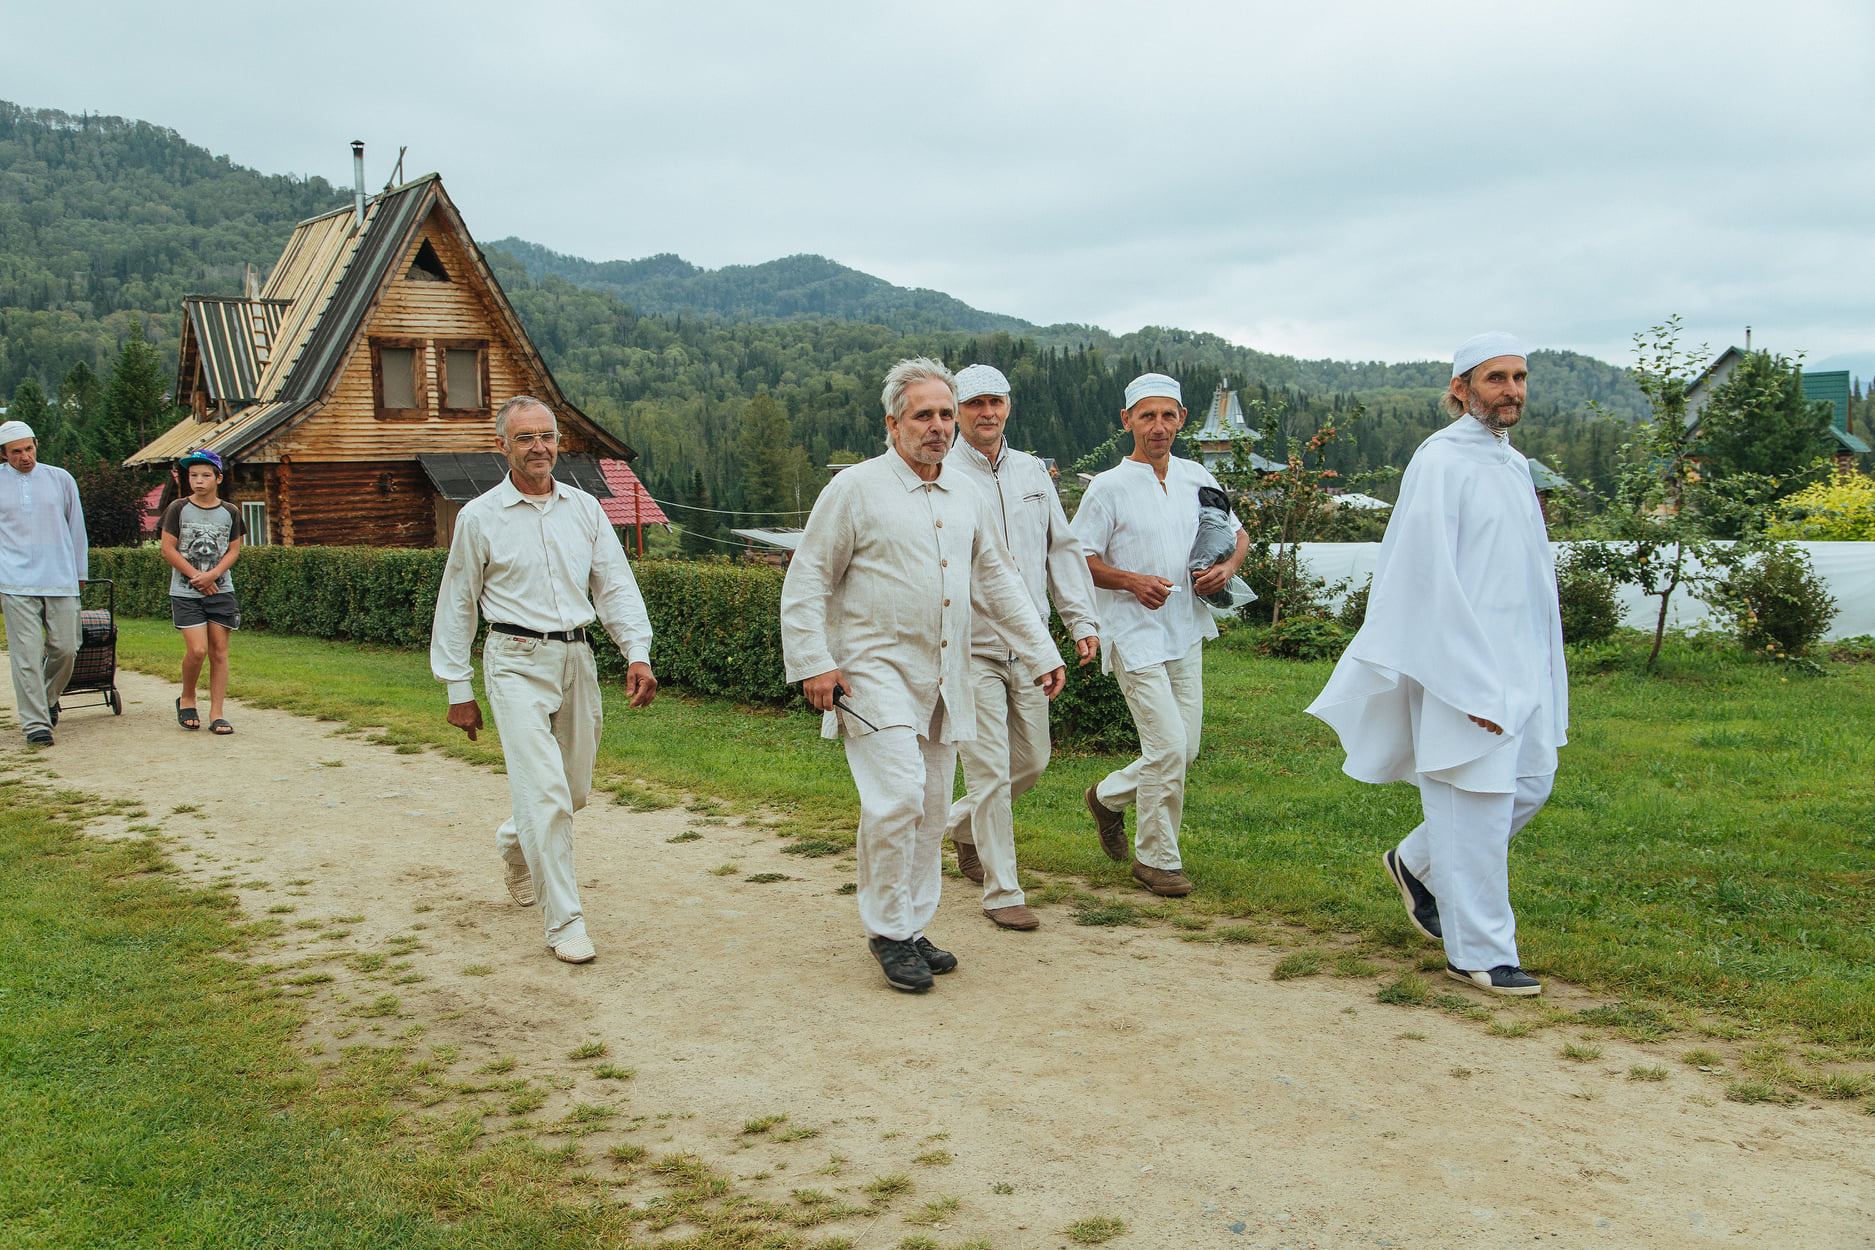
[1072,455,1242,674]
[780,450,1058,743]
[945,437,1099,658]
[0,462,87,596]
[430,474,653,705]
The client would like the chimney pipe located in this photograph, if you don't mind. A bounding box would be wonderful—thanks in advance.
[351,141,366,230]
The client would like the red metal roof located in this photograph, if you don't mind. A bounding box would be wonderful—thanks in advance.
[141,484,165,533]
[599,459,669,526]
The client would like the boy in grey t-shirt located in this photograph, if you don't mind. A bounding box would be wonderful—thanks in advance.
[159,450,246,733]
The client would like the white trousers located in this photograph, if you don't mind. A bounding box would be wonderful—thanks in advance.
[946,655,1051,909]
[844,706,955,941]
[1096,642,1204,871]
[483,633,602,948]
[1397,772,1554,972]
[2,594,79,736]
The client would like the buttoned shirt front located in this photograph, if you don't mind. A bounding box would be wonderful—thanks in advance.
[430,474,653,704]
[780,451,1058,743]
[945,437,1099,658]
[1072,455,1242,674]
[0,462,87,596]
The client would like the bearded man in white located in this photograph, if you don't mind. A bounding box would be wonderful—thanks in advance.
[781,357,1065,994]
[1307,332,1566,996]
[943,364,1100,930]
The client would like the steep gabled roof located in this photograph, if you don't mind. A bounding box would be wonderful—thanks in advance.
[131,176,630,466]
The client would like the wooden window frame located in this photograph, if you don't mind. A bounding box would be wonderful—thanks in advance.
[370,337,428,419]
[437,339,491,415]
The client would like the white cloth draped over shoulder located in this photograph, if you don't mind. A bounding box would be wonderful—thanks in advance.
[1307,416,1567,795]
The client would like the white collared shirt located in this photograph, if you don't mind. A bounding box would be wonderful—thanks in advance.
[430,474,653,704]
[0,462,87,596]
[780,450,1059,743]
[1071,455,1241,674]
[945,436,1099,657]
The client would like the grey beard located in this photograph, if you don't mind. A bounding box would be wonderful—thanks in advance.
[1468,397,1519,435]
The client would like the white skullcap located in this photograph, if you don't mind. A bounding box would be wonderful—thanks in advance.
[0,420,34,447]
[1452,331,1528,377]
[1124,373,1182,409]
[955,364,1010,405]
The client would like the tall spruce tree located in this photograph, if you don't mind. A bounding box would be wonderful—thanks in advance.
[1698,350,1834,488]
[679,467,723,557]
[49,360,103,466]
[95,319,173,464]
[737,391,795,516]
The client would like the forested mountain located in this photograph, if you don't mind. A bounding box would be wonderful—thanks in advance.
[0,98,1640,525]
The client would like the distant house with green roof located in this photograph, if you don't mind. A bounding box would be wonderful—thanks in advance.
[1798,369,1871,473]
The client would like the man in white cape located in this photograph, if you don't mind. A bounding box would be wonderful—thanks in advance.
[1306,332,1566,996]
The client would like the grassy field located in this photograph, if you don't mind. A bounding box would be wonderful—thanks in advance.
[100,616,1875,1046]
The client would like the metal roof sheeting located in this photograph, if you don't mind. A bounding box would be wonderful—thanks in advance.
[598,460,669,526]
[417,453,615,502]
[184,297,289,402]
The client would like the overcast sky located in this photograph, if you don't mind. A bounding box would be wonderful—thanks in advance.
[10,0,1873,374]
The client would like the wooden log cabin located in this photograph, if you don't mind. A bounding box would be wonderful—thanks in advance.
[127,171,633,546]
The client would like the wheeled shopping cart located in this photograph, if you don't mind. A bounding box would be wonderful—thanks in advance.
[60,578,122,717]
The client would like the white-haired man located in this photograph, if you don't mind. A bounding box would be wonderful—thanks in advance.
[943,364,1100,930]
[782,357,1066,992]
[0,420,86,747]
[1073,373,1246,897]
[1307,332,1566,996]
[432,396,658,965]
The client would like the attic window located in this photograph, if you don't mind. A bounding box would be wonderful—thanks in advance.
[407,239,449,282]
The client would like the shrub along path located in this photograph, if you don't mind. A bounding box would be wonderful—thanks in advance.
[2,665,1870,1247]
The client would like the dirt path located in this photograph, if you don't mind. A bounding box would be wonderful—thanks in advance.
[8,670,1872,1248]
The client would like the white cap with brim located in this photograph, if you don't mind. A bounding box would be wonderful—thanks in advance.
[1453,331,1528,377]
[0,420,34,447]
[1125,373,1182,409]
[955,364,1011,405]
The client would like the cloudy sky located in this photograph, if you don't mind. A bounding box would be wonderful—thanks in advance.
[11,0,1873,373]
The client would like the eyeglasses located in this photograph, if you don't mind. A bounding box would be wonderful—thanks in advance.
[507,432,558,448]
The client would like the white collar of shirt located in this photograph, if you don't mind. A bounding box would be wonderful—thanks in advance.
[885,451,952,493]
[954,436,1005,473]
[494,473,570,509]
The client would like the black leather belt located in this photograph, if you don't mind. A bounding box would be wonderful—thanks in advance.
[489,622,588,644]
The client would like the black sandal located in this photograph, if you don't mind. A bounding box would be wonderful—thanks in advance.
[210,719,233,735]
[176,698,200,730]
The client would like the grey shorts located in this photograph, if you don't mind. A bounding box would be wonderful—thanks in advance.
[171,592,241,631]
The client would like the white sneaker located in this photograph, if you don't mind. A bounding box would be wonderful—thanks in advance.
[552,936,596,964]
[504,860,535,907]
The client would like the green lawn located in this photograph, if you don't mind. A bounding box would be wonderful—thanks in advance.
[106,617,1875,1044]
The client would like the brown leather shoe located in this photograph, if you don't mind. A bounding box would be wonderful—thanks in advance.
[1131,860,1192,897]
[953,840,985,884]
[1086,786,1128,861]
[983,904,1040,930]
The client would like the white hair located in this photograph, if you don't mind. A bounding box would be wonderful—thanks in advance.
[880,357,957,420]
[494,394,557,440]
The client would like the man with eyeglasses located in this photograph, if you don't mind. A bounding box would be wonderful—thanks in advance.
[431,395,658,965]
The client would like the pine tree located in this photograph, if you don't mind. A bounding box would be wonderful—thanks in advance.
[679,467,722,557]
[94,319,174,464]
[47,361,103,466]
[7,377,48,432]
[737,391,795,516]
[1698,350,1833,488]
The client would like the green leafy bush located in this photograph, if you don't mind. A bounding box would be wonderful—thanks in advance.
[1337,577,1371,631]
[1714,543,1838,659]
[1236,542,1336,624]
[1047,613,1137,752]
[1555,546,1621,645]
[1260,613,1350,661]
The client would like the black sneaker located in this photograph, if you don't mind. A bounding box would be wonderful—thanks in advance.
[1445,963,1542,997]
[25,730,53,747]
[49,702,59,727]
[1382,849,1441,940]
[869,937,933,992]
[912,935,957,975]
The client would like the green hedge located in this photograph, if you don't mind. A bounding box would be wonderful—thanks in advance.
[87,547,1136,744]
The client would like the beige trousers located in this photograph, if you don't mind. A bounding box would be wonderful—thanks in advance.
[946,654,1051,908]
[483,633,602,949]
[844,705,954,941]
[2,594,79,737]
[1095,642,1204,871]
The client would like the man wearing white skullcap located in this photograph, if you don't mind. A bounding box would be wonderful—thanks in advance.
[1306,333,1564,996]
[943,364,1101,929]
[1071,372,1246,897]
[0,420,88,747]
